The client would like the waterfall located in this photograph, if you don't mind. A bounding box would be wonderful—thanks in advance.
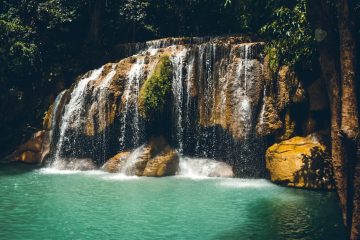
[49,90,66,146]
[91,64,117,162]
[119,57,145,150]
[168,42,265,176]
[45,36,266,176]
[171,47,188,153]
[179,157,234,178]
[119,145,145,175]
[51,67,104,167]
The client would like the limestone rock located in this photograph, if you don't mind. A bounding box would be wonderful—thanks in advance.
[138,136,179,177]
[5,131,45,164]
[276,66,306,111]
[256,94,283,136]
[142,147,179,177]
[266,135,334,189]
[18,151,42,164]
[102,151,131,173]
[102,137,179,177]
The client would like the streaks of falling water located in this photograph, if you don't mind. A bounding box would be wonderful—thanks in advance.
[258,86,267,126]
[96,64,117,162]
[119,57,145,150]
[119,145,145,175]
[49,90,66,149]
[195,43,217,157]
[51,67,104,167]
[171,47,188,153]
[195,44,206,155]
[242,45,252,138]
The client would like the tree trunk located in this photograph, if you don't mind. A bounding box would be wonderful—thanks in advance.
[306,0,347,230]
[337,1,360,239]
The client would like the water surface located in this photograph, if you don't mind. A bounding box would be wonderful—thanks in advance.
[0,164,345,240]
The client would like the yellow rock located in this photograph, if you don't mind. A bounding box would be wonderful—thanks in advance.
[266,135,334,190]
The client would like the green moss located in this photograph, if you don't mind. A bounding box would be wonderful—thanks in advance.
[265,46,280,75]
[138,55,173,120]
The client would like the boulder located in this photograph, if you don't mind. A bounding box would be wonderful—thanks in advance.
[102,151,131,173]
[102,136,179,177]
[266,135,334,190]
[136,136,179,177]
[5,130,45,164]
[142,147,179,177]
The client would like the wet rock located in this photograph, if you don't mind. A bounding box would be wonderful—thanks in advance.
[142,147,179,177]
[138,136,179,177]
[266,135,334,190]
[102,151,131,173]
[102,137,179,177]
[256,94,283,136]
[276,108,296,141]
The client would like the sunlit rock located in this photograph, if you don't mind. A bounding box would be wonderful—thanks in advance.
[266,135,335,190]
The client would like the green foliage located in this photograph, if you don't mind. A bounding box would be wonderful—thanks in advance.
[260,0,315,71]
[138,56,173,120]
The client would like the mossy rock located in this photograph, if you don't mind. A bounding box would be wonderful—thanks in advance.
[138,55,173,120]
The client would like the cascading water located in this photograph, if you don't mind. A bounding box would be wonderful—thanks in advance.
[46,36,267,177]
[119,145,145,175]
[171,47,188,153]
[119,57,146,150]
[179,157,234,178]
[49,90,66,147]
[169,42,266,176]
[90,64,117,161]
[51,67,104,168]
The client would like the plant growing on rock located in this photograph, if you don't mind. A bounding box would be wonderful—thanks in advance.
[138,55,173,120]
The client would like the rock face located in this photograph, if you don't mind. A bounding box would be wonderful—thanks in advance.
[102,136,179,177]
[136,137,179,177]
[141,147,179,177]
[38,36,270,177]
[266,135,335,189]
[5,131,45,164]
[16,36,330,178]
[102,151,131,173]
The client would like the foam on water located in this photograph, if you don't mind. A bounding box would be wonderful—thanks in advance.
[178,156,234,178]
[102,174,140,181]
[218,179,274,188]
[38,168,82,175]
